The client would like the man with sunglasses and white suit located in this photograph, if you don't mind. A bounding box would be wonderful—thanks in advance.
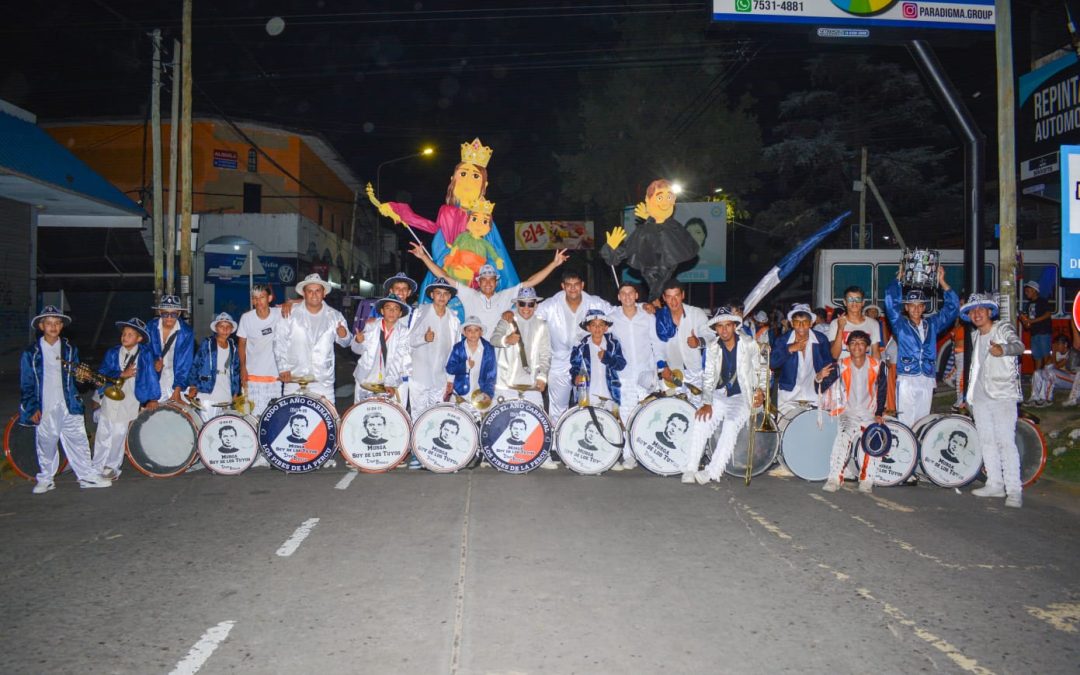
[147,294,194,403]
[491,286,551,409]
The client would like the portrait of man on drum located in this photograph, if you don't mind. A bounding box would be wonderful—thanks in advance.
[939,430,969,465]
[432,419,461,451]
[218,425,239,454]
[656,412,690,450]
[506,417,528,447]
[361,411,389,446]
[286,414,310,444]
[578,421,601,453]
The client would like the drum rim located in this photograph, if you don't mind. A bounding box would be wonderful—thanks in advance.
[479,397,552,474]
[554,406,623,475]
[125,406,198,478]
[338,397,411,473]
[409,404,479,473]
[196,414,258,476]
[258,393,340,474]
[916,414,982,487]
[722,425,780,479]
[625,396,696,477]
[3,413,68,481]
[1017,417,1047,487]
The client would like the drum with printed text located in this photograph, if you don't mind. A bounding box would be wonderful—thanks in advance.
[3,414,69,481]
[852,419,919,487]
[410,404,479,473]
[126,401,202,478]
[479,398,552,473]
[627,396,695,476]
[916,414,982,488]
[555,406,623,475]
[338,397,411,472]
[258,393,339,473]
[197,411,260,475]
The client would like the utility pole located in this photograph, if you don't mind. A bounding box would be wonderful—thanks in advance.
[166,39,180,295]
[996,0,1017,322]
[858,147,868,249]
[179,0,194,310]
[150,29,164,300]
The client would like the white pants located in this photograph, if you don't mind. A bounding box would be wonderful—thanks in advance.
[1069,371,1080,404]
[971,398,1021,497]
[246,379,283,417]
[683,392,750,480]
[92,415,130,476]
[547,357,572,422]
[36,405,95,483]
[284,381,333,400]
[494,387,544,410]
[1031,366,1074,402]
[897,375,935,427]
[412,382,447,416]
[829,413,875,484]
[617,383,648,464]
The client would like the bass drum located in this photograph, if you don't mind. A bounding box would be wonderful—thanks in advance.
[1016,417,1047,487]
[338,397,411,472]
[852,419,919,487]
[916,414,982,488]
[3,414,68,481]
[778,408,839,482]
[410,404,479,473]
[258,393,339,473]
[126,402,202,478]
[197,411,259,475]
[716,415,779,479]
[479,398,552,474]
[626,396,696,476]
[555,406,623,475]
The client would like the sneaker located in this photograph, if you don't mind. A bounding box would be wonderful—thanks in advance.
[822,478,840,493]
[858,479,873,494]
[101,467,121,481]
[407,457,423,470]
[32,480,55,495]
[1063,399,1078,408]
[1005,494,1022,508]
[694,470,711,485]
[971,484,1006,498]
[324,459,338,469]
[78,475,112,489]
[253,455,270,468]
[609,463,625,472]
[681,472,696,484]
[541,458,559,470]
[622,460,637,471]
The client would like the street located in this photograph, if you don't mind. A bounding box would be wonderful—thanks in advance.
[1,464,1077,674]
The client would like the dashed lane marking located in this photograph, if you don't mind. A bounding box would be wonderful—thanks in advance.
[275,518,319,557]
[169,620,236,675]
[1026,602,1080,633]
[334,471,358,490]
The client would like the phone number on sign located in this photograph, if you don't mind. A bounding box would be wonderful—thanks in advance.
[746,0,804,11]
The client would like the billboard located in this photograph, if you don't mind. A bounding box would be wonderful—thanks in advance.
[1059,145,1080,279]
[710,0,995,36]
[620,202,727,283]
[514,220,595,251]
[1018,53,1080,201]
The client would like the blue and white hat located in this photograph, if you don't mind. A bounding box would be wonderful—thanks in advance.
[959,292,999,322]
[383,271,418,295]
[786,303,814,323]
[477,263,499,279]
[708,305,742,326]
[461,315,485,331]
[902,288,928,305]
[579,308,613,330]
[210,312,238,334]
[154,294,185,313]
[31,305,71,329]
[115,317,150,343]
[375,295,412,317]
[425,277,458,300]
[515,286,542,303]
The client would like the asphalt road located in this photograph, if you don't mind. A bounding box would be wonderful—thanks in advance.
[1,464,1078,674]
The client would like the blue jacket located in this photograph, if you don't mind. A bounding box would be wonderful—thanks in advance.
[884,279,959,378]
[446,338,497,398]
[189,336,242,396]
[99,343,162,405]
[147,317,194,394]
[770,330,834,392]
[569,333,627,406]
[19,338,85,425]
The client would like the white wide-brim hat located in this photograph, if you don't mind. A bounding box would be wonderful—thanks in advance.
[210,312,238,334]
[959,292,1000,322]
[296,273,332,295]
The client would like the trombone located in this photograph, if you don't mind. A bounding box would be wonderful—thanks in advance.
[745,342,776,486]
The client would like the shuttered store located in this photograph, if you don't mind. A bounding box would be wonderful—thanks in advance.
[0,197,32,366]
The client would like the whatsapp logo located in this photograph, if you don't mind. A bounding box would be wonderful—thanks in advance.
[735,0,752,11]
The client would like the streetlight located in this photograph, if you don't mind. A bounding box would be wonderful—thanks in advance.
[373,146,436,282]
[671,182,684,195]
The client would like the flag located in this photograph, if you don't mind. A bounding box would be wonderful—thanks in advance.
[742,211,851,317]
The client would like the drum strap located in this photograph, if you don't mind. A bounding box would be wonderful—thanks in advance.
[161,331,178,360]
[586,404,624,448]
[122,349,137,371]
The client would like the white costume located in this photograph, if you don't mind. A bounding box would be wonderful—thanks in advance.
[351,317,411,405]
[92,344,143,477]
[237,306,282,415]
[818,356,886,490]
[652,304,709,403]
[452,281,522,339]
[607,303,659,440]
[273,303,352,400]
[491,312,551,409]
[535,290,613,421]
[409,304,460,415]
[35,338,97,484]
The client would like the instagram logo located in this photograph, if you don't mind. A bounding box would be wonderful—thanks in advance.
[902,2,918,18]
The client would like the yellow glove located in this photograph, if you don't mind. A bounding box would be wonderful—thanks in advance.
[633,202,648,220]
[605,226,627,250]
[378,202,402,224]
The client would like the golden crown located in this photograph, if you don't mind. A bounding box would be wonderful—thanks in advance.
[460,137,493,168]
[471,197,495,216]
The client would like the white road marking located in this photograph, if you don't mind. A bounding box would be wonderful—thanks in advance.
[334,471,358,490]
[1027,602,1080,633]
[741,505,792,540]
[105,534,123,540]
[449,472,474,675]
[276,518,320,557]
[169,620,235,675]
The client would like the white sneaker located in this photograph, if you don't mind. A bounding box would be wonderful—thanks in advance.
[822,478,840,493]
[79,475,112,489]
[971,485,1006,498]
[1005,494,1022,508]
[541,458,559,470]
[858,479,873,494]
[324,459,338,469]
[32,481,55,495]
[101,467,121,481]
[681,472,696,484]
[609,463,625,472]
[694,470,711,485]
[1063,399,1079,408]
[622,460,637,471]
[253,455,270,468]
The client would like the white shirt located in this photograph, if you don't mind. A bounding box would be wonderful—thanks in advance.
[209,345,233,404]
[106,345,141,422]
[158,322,177,395]
[273,302,352,396]
[536,291,614,363]
[409,305,458,389]
[237,307,281,378]
[847,358,871,415]
[653,304,708,379]
[607,304,657,392]
[587,341,611,401]
[453,282,521,339]
[969,331,992,404]
[779,331,819,407]
[40,338,63,412]
[447,341,484,394]
[826,315,882,359]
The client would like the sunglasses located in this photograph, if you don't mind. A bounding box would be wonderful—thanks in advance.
[159,312,180,318]
[517,301,537,308]
[845,296,865,303]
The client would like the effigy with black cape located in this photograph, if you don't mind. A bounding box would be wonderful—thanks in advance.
[600,179,699,299]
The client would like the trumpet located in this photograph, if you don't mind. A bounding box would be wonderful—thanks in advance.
[745,342,775,486]
[62,360,126,401]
